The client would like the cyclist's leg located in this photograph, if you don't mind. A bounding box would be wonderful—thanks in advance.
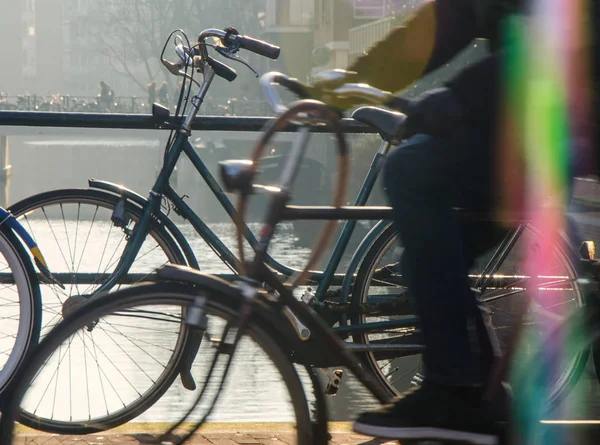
[354,125,503,442]
[386,127,498,386]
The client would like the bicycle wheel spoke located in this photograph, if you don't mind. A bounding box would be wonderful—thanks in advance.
[74,205,99,274]
[89,329,125,414]
[389,365,420,386]
[41,208,72,278]
[95,320,169,378]
[59,204,77,295]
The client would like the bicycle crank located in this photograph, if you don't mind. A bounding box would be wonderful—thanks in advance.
[321,367,344,396]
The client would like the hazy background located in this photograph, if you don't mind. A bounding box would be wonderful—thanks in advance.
[0,0,475,109]
[3,0,600,427]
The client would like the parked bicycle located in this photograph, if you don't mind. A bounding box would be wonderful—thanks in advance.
[1,74,596,444]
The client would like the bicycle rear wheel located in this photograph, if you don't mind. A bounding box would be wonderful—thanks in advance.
[0,223,41,394]
[0,282,313,443]
[351,223,586,409]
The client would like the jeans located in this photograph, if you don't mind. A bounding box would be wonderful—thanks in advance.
[383,126,505,386]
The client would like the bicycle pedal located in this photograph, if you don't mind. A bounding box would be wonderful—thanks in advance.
[324,369,343,396]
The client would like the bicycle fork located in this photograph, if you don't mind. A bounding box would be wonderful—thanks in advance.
[112,194,203,390]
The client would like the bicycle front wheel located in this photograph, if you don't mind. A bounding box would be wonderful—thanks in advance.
[0,223,41,394]
[9,188,188,337]
[9,188,191,431]
[351,223,586,409]
[0,282,313,444]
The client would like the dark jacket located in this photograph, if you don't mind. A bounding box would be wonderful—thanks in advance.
[348,0,597,128]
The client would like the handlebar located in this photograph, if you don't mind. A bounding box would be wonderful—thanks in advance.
[259,72,311,115]
[259,71,412,115]
[197,28,280,60]
[233,35,280,60]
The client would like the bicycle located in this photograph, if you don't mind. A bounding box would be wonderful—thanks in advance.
[0,74,593,445]
[5,27,587,434]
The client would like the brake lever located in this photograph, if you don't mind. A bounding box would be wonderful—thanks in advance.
[162,59,184,76]
[216,46,259,78]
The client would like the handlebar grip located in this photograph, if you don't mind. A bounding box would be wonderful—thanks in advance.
[207,57,238,82]
[237,35,280,60]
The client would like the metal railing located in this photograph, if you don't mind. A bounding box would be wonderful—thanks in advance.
[348,16,394,64]
[0,110,377,134]
[0,110,378,285]
[0,96,272,116]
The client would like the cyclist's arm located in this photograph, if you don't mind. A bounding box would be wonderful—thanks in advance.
[446,52,501,124]
[348,0,479,93]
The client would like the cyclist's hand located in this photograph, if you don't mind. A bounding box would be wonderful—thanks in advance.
[403,87,464,138]
[309,69,364,112]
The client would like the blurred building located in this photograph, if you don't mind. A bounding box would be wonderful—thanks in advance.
[62,0,106,95]
[0,0,423,97]
[0,2,28,94]
[262,0,315,80]
[0,0,105,96]
[348,0,422,64]
[34,0,65,94]
[261,0,417,80]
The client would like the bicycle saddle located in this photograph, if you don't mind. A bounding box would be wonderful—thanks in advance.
[351,106,406,144]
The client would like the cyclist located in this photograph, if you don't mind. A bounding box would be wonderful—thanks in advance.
[316,0,598,442]
[98,81,114,111]
[147,81,157,109]
[158,81,169,108]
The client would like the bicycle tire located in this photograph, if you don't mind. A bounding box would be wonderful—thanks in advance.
[0,223,41,394]
[351,222,587,409]
[8,188,193,431]
[0,282,313,443]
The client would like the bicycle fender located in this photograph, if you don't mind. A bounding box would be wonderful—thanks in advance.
[0,207,62,287]
[340,220,393,304]
[157,265,344,368]
[88,179,198,268]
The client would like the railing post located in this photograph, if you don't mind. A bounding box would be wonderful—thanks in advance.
[0,136,12,207]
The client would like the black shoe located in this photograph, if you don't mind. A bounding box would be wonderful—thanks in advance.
[353,382,502,444]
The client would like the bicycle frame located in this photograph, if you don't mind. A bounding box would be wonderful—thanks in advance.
[96,70,397,316]
[91,65,542,344]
